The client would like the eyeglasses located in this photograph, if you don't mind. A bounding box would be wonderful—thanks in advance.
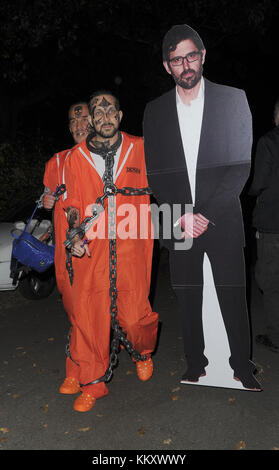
[169,51,202,67]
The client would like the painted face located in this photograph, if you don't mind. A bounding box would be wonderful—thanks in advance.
[164,39,205,90]
[69,104,92,144]
[90,94,122,139]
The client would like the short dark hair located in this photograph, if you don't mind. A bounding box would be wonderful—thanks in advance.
[162,24,205,62]
[88,90,120,115]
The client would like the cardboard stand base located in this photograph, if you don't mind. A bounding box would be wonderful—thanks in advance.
[182,254,253,391]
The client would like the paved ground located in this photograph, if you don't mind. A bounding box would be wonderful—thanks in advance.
[0,246,278,453]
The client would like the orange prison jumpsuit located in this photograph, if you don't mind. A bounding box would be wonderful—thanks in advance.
[62,132,159,398]
[43,149,73,316]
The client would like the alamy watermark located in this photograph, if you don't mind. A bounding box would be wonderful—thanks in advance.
[84,202,194,251]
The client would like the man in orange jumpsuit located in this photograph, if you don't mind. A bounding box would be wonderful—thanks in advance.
[42,102,92,380]
[62,91,159,412]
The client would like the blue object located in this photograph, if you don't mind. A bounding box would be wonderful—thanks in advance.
[11,202,54,273]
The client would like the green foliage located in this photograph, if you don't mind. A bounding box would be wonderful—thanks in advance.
[0,135,53,221]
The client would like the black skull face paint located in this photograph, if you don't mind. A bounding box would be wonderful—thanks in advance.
[91,95,115,114]
[91,95,122,140]
[74,105,83,117]
[99,96,111,108]
[68,104,91,144]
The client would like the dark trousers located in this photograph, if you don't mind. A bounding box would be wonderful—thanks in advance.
[169,233,254,377]
[255,232,279,345]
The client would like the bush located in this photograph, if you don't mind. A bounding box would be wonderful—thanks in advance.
[0,134,55,221]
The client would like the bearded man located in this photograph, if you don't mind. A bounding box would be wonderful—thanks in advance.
[143,24,261,390]
[61,91,158,412]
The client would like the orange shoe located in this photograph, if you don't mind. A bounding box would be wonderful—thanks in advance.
[59,377,80,394]
[136,357,154,382]
[73,392,96,412]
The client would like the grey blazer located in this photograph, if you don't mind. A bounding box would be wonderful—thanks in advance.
[143,78,252,251]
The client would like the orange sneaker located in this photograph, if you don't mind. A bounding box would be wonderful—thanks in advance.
[136,357,154,382]
[73,392,96,412]
[59,377,80,395]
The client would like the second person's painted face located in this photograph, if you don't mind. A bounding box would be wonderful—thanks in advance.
[69,104,92,143]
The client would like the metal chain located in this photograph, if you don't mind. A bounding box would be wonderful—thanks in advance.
[65,326,79,367]
[64,151,152,386]
[117,187,152,197]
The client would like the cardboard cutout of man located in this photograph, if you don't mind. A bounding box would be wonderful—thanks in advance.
[143,24,261,390]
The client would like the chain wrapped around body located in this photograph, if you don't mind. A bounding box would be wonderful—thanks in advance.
[64,148,152,385]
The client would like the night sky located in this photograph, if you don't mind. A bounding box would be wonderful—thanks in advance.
[1,0,279,219]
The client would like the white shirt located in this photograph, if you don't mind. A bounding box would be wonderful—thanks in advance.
[176,77,205,205]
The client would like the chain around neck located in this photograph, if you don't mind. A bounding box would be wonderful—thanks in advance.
[86,132,122,159]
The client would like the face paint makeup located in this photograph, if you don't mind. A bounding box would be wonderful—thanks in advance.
[91,95,122,140]
[74,105,83,117]
[68,104,91,144]
[99,96,111,108]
